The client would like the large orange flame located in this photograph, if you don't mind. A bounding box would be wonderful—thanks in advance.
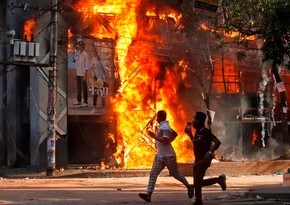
[70,0,260,167]
[72,0,196,168]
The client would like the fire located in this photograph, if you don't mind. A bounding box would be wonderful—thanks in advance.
[146,10,156,17]
[71,0,196,168]
[146,8,181,25]
[67,28,74,52]
[200,23,208,30]
[111,58,194,167]
[212,59,240,94]
[70,0,264,167]
[251,130,259,145]
[200,23,256,40]
[23,19,35,41]
[226,32,256,41]
[199,24,242,94]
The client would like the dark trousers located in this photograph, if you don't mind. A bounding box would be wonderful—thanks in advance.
[76,76,88,103]
[93,93,105,107]
[193,161,220,201]
[92,82,108,107]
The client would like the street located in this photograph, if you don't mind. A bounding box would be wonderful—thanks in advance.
[0,175,289,205]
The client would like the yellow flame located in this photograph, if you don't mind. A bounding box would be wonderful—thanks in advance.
[73,0,194,168]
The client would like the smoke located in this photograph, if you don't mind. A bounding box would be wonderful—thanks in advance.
[254,137,279,161]
[211,118,232,160]
[258,64,270,147]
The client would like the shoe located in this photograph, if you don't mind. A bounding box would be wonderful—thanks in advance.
[193,200,203,205]
[187,184,194,199]
[138,193,151,203]
[80,103,88,108]
[90,108,97,114]
[219,174,227,191]
[73,102,81,106]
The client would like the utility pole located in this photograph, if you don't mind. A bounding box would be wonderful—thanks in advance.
[46,0,58,176]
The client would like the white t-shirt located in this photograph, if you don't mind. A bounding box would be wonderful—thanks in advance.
[156,121,176,157]
[76,50,89,76]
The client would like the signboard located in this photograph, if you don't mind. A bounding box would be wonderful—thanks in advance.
[68,38,115,116]
[193,0,220,16]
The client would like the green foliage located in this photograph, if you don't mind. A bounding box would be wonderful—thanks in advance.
[179,0,290,68]
[220,0,290,69]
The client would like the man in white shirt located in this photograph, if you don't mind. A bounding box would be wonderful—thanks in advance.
[139,110,194,202]
[74,41,89,108]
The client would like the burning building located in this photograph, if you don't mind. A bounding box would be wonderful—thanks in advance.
[63,0,290,167]
[0,0,289,170]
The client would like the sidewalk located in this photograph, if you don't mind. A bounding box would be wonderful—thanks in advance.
[0,167,290,204]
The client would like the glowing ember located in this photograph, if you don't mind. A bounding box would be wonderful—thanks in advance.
[67,28,74,52]
[251,130,259,145]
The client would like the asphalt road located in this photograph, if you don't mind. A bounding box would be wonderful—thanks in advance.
[0,175,289,205]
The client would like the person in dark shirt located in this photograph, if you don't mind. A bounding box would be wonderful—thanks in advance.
[185,111,227,205]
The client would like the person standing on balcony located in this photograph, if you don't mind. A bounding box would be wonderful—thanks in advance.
[73,40,89,108]
[184,111,227,205]
[139,110,194,203]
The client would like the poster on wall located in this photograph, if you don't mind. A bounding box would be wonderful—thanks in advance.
[67,38,115,115]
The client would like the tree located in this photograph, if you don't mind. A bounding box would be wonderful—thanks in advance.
[217,0,290,157]
[180,0,290,157]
